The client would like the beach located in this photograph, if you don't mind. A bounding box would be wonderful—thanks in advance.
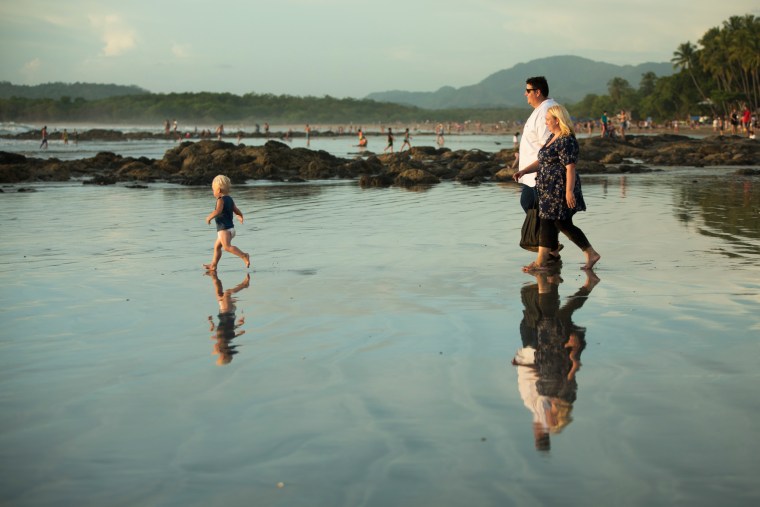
[1,167,759,505]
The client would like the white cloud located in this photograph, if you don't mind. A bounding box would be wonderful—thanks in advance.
[88,14,136,56]
[387,47,416,63]
[171,42,191,59]
[21,58,41,77]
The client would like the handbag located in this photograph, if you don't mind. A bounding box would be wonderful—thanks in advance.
[519,203,540,252]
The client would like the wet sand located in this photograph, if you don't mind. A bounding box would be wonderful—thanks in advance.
[1,172,759,506]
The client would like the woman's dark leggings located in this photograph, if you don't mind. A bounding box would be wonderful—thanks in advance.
[539,215,591,252]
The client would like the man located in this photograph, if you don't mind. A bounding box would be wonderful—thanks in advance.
[515,76,556,212]
[512,77,561,259]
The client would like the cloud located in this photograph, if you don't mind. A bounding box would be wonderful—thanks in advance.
[88,14,136,56]
[387,47,416,63]
[21,58,41,78]
[171,43,191,59]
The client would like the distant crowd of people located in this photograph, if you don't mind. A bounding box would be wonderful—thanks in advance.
[38,102,757,153]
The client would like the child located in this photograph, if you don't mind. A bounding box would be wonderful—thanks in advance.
[204,174,250,271]
[207,271,249,365]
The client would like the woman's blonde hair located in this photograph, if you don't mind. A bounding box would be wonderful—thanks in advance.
[212,174,231,194]
[547,104,575,137]
[549,399,574,433]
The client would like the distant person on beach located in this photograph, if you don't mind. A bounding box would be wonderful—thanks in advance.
[39,126,48,150]
[62,129,68,145]
[305,124,311,146]
[357,129,367,148]
[618,110,627,140]
[384,128,394,153]
[514,104,600,272]
[513,131,520,147]
[741,105,751,134]
[436,123,445,146]
[216,124,224,140]
[400,128,412,152]
[207,271,250,365]
[600,111,608,137]
[204,174,250,272]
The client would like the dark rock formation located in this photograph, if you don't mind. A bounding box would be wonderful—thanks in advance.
[1,134,758,187]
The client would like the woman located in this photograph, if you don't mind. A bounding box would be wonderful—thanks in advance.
[514,104,601,271]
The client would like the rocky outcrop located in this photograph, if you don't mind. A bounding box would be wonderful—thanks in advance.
[1,135,758,187]
[579,134,758,167]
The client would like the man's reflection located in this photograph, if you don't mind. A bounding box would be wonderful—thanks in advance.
[512,269,599,452]
[207,272,250,365]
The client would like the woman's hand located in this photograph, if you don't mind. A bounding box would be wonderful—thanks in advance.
[512,170,522,182]
[566,190,576,209]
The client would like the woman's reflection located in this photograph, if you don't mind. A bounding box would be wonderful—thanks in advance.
[512,269,599,452]
[207,272,250,365]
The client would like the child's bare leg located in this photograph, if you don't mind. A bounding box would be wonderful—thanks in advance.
[220,231,250,268]
[204,238,223,270]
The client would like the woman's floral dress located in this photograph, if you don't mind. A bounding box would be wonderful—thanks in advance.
[536,134,586,220]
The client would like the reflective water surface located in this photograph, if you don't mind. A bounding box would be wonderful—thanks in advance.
[1,170,759,506]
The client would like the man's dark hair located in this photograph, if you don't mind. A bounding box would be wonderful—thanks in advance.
[526,76,549,97]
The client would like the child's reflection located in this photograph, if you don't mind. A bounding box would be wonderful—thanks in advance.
[207,272,250,365]
[512,269,599,452]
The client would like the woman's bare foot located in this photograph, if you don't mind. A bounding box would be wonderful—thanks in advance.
[203,263,217,271]
[243,253,250,268]
[583,269,600,290]
[582,248,601,271]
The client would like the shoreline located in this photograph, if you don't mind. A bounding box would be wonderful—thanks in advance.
[0,124,745,142]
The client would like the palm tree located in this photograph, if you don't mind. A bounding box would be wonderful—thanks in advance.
[671,42,711,108]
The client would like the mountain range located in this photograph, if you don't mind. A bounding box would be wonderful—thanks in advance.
[365,55,674,109]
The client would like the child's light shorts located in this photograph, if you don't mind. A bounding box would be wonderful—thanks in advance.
[218,227,236,240]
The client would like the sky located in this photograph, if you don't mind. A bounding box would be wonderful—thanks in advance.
[1,0,758,99]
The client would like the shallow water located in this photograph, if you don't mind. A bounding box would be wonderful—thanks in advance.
[1,171,759,507]
[1,125,679,163]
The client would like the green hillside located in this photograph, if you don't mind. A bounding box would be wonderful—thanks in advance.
[366,56,674,109]
[0,81,149,101]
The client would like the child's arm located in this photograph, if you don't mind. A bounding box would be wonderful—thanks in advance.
[206,197,224,224]
[233,204,244,224]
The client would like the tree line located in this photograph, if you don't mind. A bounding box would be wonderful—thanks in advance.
[0,91,530,125]
[0,81,148,101]
[1,14,756,126]
[568,14,759,122]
